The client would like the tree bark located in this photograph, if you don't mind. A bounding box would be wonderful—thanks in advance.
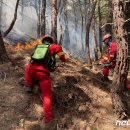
[72,0,78,44]
[51,0,57,41]
[105,0,113,34]
[124,1,130,54]
[78,0,84,52]
[58,0,64,45]
[85,1,97,66]
[0,0,20,63]
[63,0,70,50]
[111,0,130,119]
[37,0,41,37]
[0,0,2,30]
[93,15,98,61]
[98,0,103,56]
[36,0,39,37]
[41,0,46,36]
[3,0,20,37]
[0,31,10,63]
[0,2,8,63]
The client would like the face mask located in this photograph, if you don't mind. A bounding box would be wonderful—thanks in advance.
[104,38,112,46]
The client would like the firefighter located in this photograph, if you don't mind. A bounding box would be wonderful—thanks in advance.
[24,35,66,124]
[101,34,117,81]
[101,34,130,90]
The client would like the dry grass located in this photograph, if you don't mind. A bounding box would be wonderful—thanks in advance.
[0,45,130,130]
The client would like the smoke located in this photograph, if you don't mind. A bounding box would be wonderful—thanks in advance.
[1,0,98,61]
[1,0,37,42]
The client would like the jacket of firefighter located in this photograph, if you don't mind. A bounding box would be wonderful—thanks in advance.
[24,43,66,123]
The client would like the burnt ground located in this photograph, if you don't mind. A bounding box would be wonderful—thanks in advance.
[0,47,130,130]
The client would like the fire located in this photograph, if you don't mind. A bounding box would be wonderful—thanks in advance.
[15,39,42,50]
[15,42,24,50]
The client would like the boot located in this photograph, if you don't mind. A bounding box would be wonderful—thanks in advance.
[24,86,33,93]
[40,120,56,130]
[101,76,110,82]
[123,87,130,97]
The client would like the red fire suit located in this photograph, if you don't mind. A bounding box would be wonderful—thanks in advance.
[102,42,117,77]
[102,42,130,89]
[24,44,66,122]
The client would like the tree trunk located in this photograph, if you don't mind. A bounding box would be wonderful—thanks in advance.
[58,1,64,45]
[78,0,84,52]
[98,0,103,56]
[72,1,78,44]
[0,31,10,63]
[125,1,130,55]
[37,0,41,37]
[0,0,2,31]
[3,0,20,37]
[51,0,57,41]
[41,0,46,36]
[0,0,20,63]
[85,1,97,66]
[0,1,8,63]
[105,0,113,35]
[93,16,98,61]
[111,0,130,119]
[72,1,78,32]
[63,0,70,51]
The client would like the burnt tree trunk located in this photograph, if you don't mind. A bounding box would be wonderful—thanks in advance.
[51,0,57,41]
[85,1,97,66]
[111,0,130,119]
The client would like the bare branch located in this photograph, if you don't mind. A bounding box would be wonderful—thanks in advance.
[124,17,130,23]
[3,0,20,37]
[101,22,115,28]
[101,17,130,29]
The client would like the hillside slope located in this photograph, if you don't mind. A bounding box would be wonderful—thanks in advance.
[0,48,130,130]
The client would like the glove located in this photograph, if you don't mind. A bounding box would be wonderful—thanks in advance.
[24,86,33,93]
[103,62,112,67]
[56,62,65,67]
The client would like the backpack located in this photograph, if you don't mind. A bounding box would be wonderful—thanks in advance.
[31,44,56,71]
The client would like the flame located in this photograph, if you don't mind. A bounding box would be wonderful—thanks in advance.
[15,43,24,50]
[15,39,42,50]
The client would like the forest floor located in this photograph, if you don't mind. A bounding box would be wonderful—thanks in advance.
[0,45,130,130]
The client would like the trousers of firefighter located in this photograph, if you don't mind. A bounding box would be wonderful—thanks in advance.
[101,54,130,89]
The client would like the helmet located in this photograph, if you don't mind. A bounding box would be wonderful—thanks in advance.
[102,34,112,42]
[41,35,54,44]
